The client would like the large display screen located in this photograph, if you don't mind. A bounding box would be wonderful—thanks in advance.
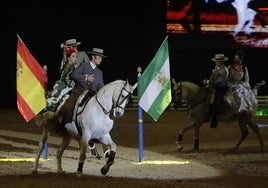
[166,0,268,48]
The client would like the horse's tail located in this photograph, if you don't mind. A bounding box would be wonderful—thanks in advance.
[252,80,266,95]
[34,111,56,127]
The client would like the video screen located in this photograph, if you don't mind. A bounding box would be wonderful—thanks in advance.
[166,0,268,48]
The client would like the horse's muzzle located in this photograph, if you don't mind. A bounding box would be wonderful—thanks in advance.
[113,110,124,118]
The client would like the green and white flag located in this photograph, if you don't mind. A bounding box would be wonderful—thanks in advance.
[138,36,171,121]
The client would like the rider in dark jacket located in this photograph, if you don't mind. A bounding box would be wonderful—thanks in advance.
[203,54,229,128]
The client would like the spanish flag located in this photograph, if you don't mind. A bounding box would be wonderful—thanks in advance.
[16,35,47,122]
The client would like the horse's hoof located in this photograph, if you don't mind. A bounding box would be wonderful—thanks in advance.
[57,170,66,174]
[189,148,199,152]
[228,148,237,152]
[176,141,184,152]
[101,165,109,175]
[177,145,183,151]
[31,170,38,175]
[101,162,114,175]
[75,171,83,177]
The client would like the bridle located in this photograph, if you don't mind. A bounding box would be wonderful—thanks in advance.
[96,82,133,115]
[172,81,183,108]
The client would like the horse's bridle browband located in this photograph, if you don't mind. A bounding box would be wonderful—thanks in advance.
[95,84,132,115]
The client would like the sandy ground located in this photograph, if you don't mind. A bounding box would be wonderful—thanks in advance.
[0,109,268,188]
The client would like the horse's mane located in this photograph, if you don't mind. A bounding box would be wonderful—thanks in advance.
[98,80,125,93]
[179,81,208,108]
[181,81,200,91]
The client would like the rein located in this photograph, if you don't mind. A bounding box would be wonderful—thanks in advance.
[95,94,111,115]
[95,85,132,115]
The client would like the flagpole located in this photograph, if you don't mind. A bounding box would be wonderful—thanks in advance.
[43,142,48,159]
[137,67,144,162]
[42,65,49,160]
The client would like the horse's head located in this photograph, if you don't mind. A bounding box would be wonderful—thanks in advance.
[113,79,138,118]
[171,79,201,109]
[171,78,183,109]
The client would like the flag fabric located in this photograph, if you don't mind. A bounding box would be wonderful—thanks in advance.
[16,35,47,122]
[138,36,171,121]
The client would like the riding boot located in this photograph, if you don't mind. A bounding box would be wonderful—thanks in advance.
[209,104,218,128]
[210,114,218,128]
[209,86,226,128]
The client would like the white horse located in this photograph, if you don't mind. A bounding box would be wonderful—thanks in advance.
[232,0,256,37]
[171,79,265,152]
[215,0,256,37]
[33,79,138,175]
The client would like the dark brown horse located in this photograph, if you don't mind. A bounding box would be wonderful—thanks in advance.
[171,78,265,152]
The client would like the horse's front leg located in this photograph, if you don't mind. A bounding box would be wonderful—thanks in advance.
[102,144,110,160]
[192,124,201,150]
[88,141,103,160]
[176,121,197,151]
[56,134,72,173]
[100,134,116,176]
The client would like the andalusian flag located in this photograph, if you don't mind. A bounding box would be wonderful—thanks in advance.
[138,36,171,121]
[16,35,47,122]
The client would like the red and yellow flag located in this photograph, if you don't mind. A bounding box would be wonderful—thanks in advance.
[16,35,47,122]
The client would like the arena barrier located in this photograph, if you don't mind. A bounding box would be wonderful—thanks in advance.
[127,95,268,115]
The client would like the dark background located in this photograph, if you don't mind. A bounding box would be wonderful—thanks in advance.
[1,0,267,109]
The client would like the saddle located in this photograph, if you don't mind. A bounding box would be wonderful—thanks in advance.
[60,91,88,136]
[66,89,95,136]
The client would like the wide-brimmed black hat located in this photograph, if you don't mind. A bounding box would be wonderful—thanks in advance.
[87,47,107,58]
